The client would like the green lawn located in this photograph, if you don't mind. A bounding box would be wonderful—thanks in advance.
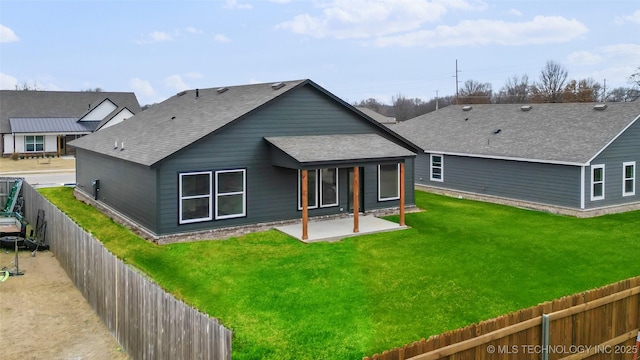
[40,187,640,360]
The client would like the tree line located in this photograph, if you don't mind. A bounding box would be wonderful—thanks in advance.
[356,61,640,121]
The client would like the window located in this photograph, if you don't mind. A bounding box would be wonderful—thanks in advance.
[378,163,400,201]
[591,165,605,201]
[430,154,443,182]
[25,135,44,152]
[320,168,338,207]
[215,169,246,219]
[179,172,212,224]
[298,168,339,209]
[623,162,635,197]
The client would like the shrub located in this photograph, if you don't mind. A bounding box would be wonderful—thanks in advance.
[10,153,20,161]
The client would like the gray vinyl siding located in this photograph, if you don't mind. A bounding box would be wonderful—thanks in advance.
[155,85,415,235]
[584,120,640,209]
[415,153,581,208]
[75,148,158,232]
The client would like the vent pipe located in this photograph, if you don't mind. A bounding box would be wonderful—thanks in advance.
[196,89,199,98]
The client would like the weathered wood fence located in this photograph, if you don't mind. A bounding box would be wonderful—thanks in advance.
[365,276,640,360]
[18,180,232,360]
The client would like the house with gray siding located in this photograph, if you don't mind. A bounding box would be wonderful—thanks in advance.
[70,80,418,241]
[393,102,640,216]
[0,90,141,156]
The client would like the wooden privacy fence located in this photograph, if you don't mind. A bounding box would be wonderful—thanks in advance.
[365,277,640,360]
[19,181,232,360]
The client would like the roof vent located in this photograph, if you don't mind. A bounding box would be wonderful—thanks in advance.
[177,90,187,96]
[593,104,607,111]
[196,89,199,98]
[520,105,533,111]
[462,105,472,111]
[217,87,228,94]
[493,128,501,134]
[271,82,286,90]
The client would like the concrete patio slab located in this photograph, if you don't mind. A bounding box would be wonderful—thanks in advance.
[275,215,408,242]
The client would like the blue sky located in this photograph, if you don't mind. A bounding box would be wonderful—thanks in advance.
[1,0,639,105]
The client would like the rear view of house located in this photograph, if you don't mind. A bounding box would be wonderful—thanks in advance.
[70,80,418,242]
[0,90,141,157]
[394,102,640,216]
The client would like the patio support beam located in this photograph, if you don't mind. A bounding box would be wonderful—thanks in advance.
[353,166,359,233]
[400,162,405,226]
[301,169,309,240]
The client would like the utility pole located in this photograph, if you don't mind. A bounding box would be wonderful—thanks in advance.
[602,78,607,102]
[455,59,461,105]
[435,90,439,111]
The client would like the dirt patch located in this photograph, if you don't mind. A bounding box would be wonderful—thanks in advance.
[0,156,75,174]
[0,249,129,360]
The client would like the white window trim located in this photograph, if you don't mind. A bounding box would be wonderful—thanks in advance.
[298,168,339,210]
[320,168,339,207]
[25,135,44,153]
[590,164,605,201]
[430,154,444,182]
[623,161,635,197]
[378,163,400,201]
[179,171,213,224]
[215,169,246,220]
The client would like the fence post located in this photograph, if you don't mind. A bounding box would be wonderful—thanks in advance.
[541,314,550,360]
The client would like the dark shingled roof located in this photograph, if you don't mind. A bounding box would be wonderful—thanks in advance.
[70,79,419,167]
[265,134,415,165]
[0,90,141,134]
[394,102,640,165]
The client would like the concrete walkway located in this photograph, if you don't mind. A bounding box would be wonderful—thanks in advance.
[276,215,408,242]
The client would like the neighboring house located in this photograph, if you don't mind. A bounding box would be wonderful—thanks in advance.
[70,80,418,241]
[0,90,141,156]
[356,107,397,125]
[394,102,640,216]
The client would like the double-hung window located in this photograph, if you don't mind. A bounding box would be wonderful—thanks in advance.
[591,165,605,201]
[378,163,400,201]
[430,154,443,182]
[215,169,246,219]
[179,171,212,223]
[623,162,635,197]
[298,168,338,209]
[25,135,44,152]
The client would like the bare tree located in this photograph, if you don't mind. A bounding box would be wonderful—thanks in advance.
[14,81,42,91]
[532,61,568,103]
[495,74,530,103]
[458,79,492,104]
[629,67,640,88]
[607,87,640,102]
[81,87,103,92]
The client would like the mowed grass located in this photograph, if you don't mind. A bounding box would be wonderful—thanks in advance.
[40,187,640,359]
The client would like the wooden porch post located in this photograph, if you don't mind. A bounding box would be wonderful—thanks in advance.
[301,169,309,240]
[57,135,61,157]
[353,166,359,233]
[399,162,405,226]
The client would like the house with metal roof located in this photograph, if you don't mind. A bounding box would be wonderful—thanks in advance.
[393,101,640,216]
[0,90,141,156]
[70,79,418,242]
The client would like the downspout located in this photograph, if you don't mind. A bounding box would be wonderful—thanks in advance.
[580,165,586,210]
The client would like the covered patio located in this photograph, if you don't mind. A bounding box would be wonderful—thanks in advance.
[265,133,416,241]
[276,214,408,242]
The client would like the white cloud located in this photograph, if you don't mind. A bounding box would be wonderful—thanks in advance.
[165,75,190,92]
[505,8,522,17]
[129,78,157,104]
[225,0,252,10]
[615,9,640,25]
[136,27,203,44]
[0,24,19,43]
[184,72,203,79]
[566,51,604,66]
[0,72,18,89]
[214,34,232,43]
[269,0,291,3]
[276,0,483,39]
[566,44,640,87]
[374,16,588,47]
